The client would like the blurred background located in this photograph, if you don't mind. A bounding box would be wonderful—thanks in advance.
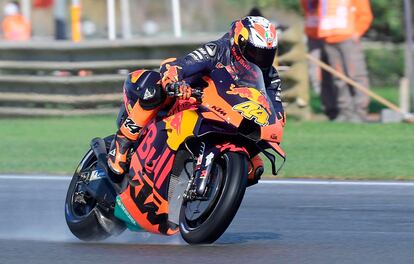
[0,0,413,180]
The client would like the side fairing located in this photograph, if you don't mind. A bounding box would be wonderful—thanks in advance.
[117,109,200,235]
[118,120,177,235]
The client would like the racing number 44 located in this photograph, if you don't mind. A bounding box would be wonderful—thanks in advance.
[233,101,269,126]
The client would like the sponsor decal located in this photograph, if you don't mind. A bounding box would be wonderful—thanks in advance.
[231,46,252,71]
[216,142,248,154]
[205,43,217,57]
[196,155,203,166]
[116,197,138,225]
[143,87,156,100]
[124,118,141,134]
[211,105,227,116]
[89,168,105,181]
[233,101,269,126]
[205,152,214,167]
[109,149,116,157]
[226,86,271,113]
[162,64,182,83]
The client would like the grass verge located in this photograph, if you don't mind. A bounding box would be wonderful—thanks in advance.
[275,121,414,180]
[0,116,413,180]
[310,86,399,114]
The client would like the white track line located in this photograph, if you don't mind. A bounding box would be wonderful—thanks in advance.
[1,175,414,186]
[0,175,71,181]
[259,179,414,186]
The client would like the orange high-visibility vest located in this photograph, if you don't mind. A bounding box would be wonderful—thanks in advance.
[2,14,31,41]
[302,0,373,43]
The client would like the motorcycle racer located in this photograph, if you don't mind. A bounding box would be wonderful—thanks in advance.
[108,16,284,182]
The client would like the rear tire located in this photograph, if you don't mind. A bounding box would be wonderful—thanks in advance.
[65,136,115,241]
[179,152,248,244]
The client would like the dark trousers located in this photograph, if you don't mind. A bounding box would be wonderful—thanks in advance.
[307,38,370,121]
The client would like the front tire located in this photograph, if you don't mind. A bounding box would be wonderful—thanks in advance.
[179,152,248,244]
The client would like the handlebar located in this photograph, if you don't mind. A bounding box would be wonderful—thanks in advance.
[165,82,203,100]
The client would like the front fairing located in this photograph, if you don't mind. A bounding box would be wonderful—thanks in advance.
[200,62,284,144]
[199,61,286,175]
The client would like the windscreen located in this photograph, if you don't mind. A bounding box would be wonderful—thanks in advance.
[225,56,266,92]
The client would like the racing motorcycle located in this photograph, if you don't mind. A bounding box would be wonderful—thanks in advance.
[65,58,286,244]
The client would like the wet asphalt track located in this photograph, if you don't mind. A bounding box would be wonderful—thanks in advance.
[0,176,414,264]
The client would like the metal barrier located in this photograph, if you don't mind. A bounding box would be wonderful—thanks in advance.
[0,37,214,116]
[0,34,309,118]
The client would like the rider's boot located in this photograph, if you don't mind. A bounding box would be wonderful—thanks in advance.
[107,130,136,182]
[248,154,264,185]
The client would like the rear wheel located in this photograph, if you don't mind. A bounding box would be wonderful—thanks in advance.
[65,136,117,241]
[179,152,248,244]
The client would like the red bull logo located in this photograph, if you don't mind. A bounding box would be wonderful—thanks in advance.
[165,111,183,135]
[257,94,271,113]
[226,85,271,113]
[162,64,182,84]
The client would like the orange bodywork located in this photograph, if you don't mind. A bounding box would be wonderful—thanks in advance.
[202,77,244,127]
[119,150,178,235]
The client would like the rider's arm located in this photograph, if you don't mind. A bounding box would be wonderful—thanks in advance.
[159,42,219,88]
[265,66,285,119]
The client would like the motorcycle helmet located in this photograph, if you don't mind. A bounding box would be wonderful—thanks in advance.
[229,16,278,71]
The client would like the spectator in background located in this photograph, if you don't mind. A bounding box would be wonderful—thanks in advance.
[2,1,31,41]
[302,0,373,122]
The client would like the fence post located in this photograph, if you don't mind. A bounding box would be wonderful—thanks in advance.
[21,0,31,22]
[120,0,131,39]
[171,0,182,37]
[107,0,117,40]
[404,0,414,112]
[71,0,82,42]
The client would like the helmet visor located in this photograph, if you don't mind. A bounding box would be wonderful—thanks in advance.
[243,41,276,69]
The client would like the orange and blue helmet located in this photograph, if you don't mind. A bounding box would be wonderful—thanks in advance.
[230,16,278,70]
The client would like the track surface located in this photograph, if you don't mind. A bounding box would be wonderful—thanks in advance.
[1,176,414,264]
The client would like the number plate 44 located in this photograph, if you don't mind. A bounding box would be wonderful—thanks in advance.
[233,101,269,126]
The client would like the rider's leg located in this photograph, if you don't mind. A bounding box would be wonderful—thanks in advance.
[108,101,161,177]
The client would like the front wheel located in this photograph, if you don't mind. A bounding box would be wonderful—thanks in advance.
[179,152,248,244]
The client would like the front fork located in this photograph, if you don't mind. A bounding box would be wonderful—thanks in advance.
[183,141,249,201]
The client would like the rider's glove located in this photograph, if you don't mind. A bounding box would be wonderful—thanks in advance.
[166,81,192,100]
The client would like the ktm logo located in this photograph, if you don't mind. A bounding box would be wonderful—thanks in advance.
[211,105,227,116]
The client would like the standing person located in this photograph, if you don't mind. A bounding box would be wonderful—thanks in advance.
[2,1,31,41]
[302,0,373,122]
